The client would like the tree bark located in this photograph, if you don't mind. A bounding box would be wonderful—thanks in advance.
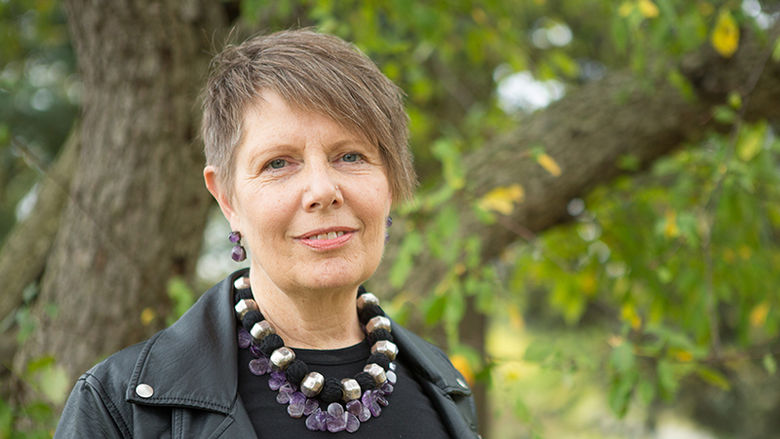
[12,0,227,393]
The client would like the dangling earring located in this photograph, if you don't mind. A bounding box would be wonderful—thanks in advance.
[229,231,247,262]
[385,216,392,243]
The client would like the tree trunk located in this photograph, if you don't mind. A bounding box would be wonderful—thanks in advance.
[12,0,226,395]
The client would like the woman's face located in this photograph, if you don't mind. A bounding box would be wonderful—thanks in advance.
[210,91,392,294]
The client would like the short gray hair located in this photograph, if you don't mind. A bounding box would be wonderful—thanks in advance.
[201,29,416,202]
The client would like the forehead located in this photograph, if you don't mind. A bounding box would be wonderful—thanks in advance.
[240,91,372,148]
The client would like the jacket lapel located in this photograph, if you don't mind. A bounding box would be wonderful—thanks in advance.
[125,270,247,414]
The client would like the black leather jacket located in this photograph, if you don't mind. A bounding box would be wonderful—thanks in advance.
[54,271,479,438]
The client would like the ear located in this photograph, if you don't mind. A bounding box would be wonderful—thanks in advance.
[204,165,239,229]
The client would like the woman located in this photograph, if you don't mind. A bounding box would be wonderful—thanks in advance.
[55,29,478,438]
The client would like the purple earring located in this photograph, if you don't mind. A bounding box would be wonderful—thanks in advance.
[229,231,247,262]
[385,216,392,242]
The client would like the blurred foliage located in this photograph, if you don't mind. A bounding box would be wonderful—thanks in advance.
[3,0,780,437]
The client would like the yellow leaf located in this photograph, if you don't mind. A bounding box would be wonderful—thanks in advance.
[477,184,524,215]
[621,304,642,330]
[737,128,763,161]
[750,302,769,328]
[536,153,562,176]
[638,0,659,18]
[711,10,739,58]
[580,273,597,296]
[450,354,475,387]
[618,1,634,17]
[738,245,752,259]
[508,307,525,330]
[670,348,694,362]
[141,307,156,326]
[663,210,679,238]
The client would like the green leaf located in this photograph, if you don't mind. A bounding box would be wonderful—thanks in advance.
[608,369,637,417]
[763,354,777,375]
[423,293,448,326]
[610,342,635,373]
[772,36,780,62]
[713,105,736,124]
[696,366,731,390]
[389,231,423,288]
[523,340,555,363]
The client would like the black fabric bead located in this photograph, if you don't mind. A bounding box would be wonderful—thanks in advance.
[259,333,284,356]
[367,329,394,345]
[241,310,263,332]
[367,352,391,370]
[357,285,367,296]
[358,303,384,325]
[285,359,309,386]
[354,371,376,392]
[234,289,253,302]
[320,377,342,404]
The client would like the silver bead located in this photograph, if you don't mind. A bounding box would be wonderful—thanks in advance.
[356,293,380,310]
[365,315,391,334]
[249,320,274,342]
[341,378,361,401]
[234,276,250,290]
[270,347,295,370]
[234,299,258,320]
[301,371,325,397]
[363,363,387,385]
[371,340,398,361]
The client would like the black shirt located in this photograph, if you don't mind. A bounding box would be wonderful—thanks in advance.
[237,338,451,438]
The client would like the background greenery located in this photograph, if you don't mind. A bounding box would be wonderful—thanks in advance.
[2,0,780,437]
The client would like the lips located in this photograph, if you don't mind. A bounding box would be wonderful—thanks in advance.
[296,227,356,250]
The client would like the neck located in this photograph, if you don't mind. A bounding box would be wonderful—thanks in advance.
[248,270,365,350]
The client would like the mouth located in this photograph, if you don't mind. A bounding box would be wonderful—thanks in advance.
[296,227,356,250]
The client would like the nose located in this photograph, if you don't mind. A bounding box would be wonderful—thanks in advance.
[301,164,343,212]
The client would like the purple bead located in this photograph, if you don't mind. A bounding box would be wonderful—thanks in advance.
[376,393,389,407]
[276,383,294,404]
[237,328,252,349]
[327,402,344,418]
[287,392,306,418]
[269,371,286,390]
[386,369,397,384]
[346,413,360,433]
[231,245,246,262]
[346,399,371,422]
[249,358,270,376]
[249,344,264,358]
[305,408,326,431]
[229,231,241,243]
[303,398,319,416]
[326,412,348,433]
[380,382,394,395]
[362,390,382,417]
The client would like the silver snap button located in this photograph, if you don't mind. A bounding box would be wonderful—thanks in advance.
[456,377,469,389]
[135,383,154,398]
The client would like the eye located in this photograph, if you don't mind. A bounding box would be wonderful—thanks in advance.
[341,153,362,163]
[267,158,287,169]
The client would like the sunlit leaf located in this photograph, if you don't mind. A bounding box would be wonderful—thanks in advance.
[477,184,524,215]
[534,152,562,177]
[711,10,739,58]
[638,0,659,18]
[749,302,770,328]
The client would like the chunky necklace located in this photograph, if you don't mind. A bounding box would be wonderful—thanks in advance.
[233,276,398,433]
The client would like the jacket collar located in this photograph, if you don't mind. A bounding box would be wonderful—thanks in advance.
[125,269,247,414]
